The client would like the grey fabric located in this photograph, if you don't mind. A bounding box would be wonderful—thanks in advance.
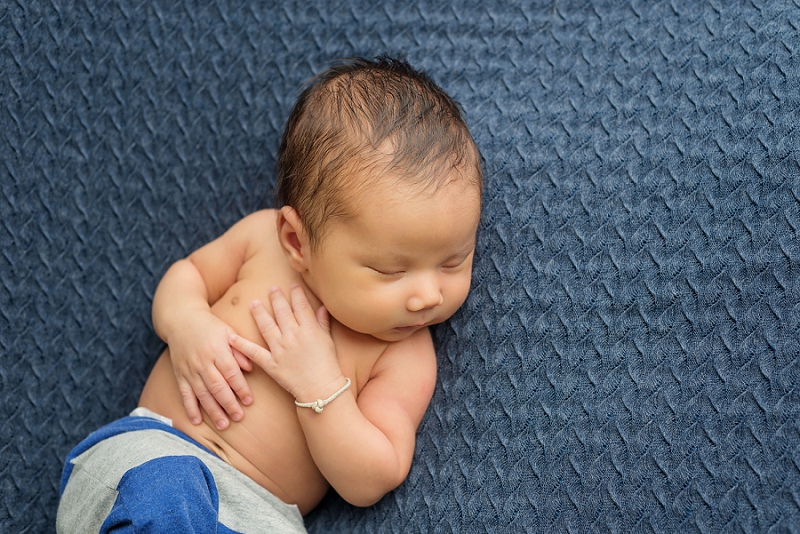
[2,0,799,532]
[58,413,305,533]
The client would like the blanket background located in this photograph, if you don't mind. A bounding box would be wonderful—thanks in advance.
[2,1,799,532]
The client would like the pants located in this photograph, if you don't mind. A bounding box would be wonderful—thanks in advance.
[57,408,307,533]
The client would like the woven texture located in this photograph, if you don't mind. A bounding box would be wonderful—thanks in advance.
[2,1,800,532]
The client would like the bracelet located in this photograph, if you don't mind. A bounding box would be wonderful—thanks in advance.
[295,378,351,413]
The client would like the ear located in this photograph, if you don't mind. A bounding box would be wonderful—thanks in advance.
[277,206,310,272]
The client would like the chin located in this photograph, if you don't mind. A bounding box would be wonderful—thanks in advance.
[382,325,429,341]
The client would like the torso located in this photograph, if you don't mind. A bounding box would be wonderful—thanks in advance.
[138,210,392,514]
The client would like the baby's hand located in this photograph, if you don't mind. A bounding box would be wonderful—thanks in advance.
[230,285,344,404]
[167,312,254,429]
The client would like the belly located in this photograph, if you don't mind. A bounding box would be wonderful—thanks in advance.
[138,350,330,514]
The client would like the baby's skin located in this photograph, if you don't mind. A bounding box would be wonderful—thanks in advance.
[139,175,481,513]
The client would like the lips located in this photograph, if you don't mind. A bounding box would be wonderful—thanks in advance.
[394,321,427,331]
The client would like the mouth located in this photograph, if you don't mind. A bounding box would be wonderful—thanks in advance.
[394,322,428,332]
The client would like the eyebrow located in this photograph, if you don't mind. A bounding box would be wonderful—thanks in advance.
[374,243,475,265]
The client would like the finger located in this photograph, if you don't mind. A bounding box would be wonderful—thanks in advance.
[289,283,317,325]
[231,349,254,372]
[230,346,249,366]
[201,366,243,424]
[230,334,274,371]
[268,286,298,330]
[214,357,253,412]
[177,377,203,425]
[223,325,253,372]
[193,370,232,430]
[249,299,282,345]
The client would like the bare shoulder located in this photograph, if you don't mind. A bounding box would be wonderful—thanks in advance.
[222,209,279,257]
[374,328,436,376]
[360,328,437,423]
[228,209,278,237]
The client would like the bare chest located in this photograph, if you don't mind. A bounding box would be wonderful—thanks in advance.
[212,236,388,393]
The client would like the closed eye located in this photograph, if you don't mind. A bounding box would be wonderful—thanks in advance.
[370,267,405,277]
[442,253,472,271]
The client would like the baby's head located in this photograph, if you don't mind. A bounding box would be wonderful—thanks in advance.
[277,55,481,249]
[277,56,482,340]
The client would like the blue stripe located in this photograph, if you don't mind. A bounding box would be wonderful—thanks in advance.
[99,455,239,533]
[60,416,216,496]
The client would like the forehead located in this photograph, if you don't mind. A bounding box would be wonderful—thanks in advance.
[327,170,481,257]
[347,143,482,208]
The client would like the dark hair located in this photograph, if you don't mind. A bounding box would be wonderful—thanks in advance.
[277,55,482,248]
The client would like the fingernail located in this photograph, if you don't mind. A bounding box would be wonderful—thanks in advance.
[231,412,242,422]
[242,396,253,405]
[216,420,228,430]
[191,417,201,425]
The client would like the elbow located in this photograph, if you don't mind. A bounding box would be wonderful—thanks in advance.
[338,468,408,508]
[341,489,394,508]
[343,493,385,508]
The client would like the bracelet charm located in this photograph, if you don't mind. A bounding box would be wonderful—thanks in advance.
[295,378,351,413]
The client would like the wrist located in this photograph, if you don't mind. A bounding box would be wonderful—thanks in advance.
[293,375,349,409]
[161,305,214,344]
[295,377,351,413]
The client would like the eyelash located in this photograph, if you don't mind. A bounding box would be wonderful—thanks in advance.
[443,256,470,270]
[372,268,404,277]
[371,259,468,276]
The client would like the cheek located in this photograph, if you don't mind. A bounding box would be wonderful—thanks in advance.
[330,285,390,324]
[446,273,473,308]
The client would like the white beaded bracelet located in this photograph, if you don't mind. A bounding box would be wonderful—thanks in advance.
[295,378,351,413]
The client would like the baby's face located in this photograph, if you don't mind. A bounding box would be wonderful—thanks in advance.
[302,171,481,342]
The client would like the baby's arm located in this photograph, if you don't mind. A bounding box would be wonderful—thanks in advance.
[299,329,436,505]
[152,212,267,429]
[230,285,437,506]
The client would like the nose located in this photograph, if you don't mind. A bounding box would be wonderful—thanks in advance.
[406,273,444,312]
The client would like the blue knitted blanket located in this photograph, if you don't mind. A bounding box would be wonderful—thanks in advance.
[2,1,799,531]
